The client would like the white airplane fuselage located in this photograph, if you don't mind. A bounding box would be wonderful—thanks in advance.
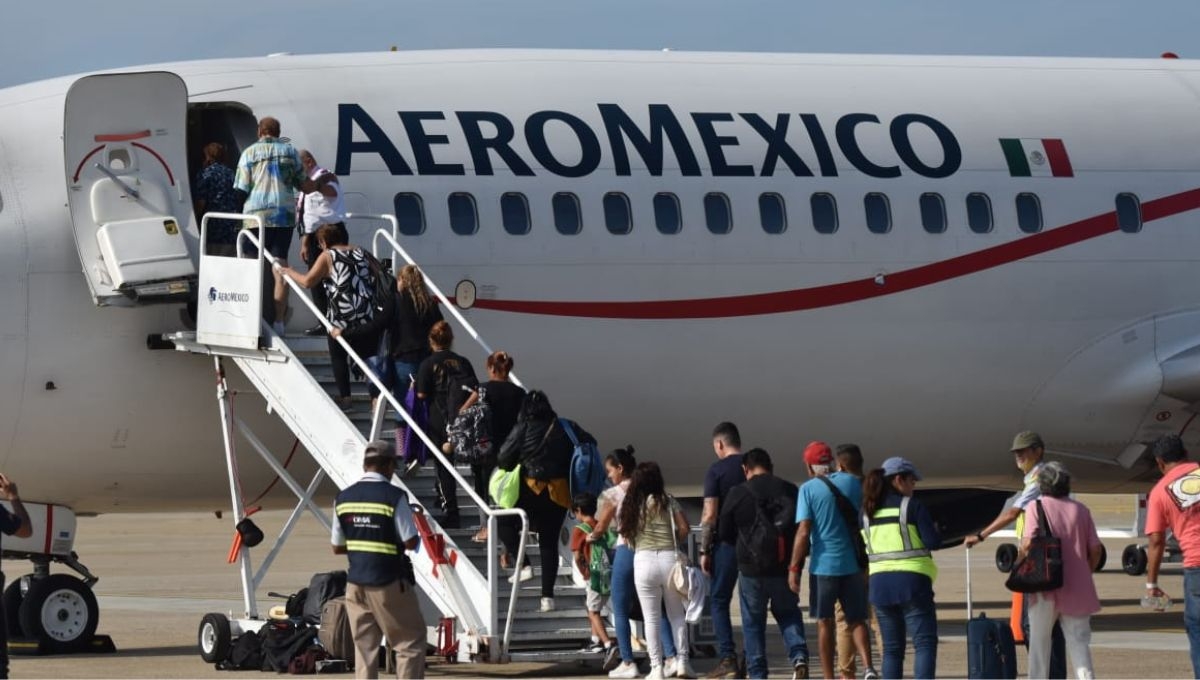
[0,49,1197,514]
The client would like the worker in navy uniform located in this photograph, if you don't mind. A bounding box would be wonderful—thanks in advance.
[0,475,32,680]
[332,441,425,679]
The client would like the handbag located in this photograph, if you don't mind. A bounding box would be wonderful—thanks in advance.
[667,498,690,598]
[1004,499,1064,593]
[489,464,522,509]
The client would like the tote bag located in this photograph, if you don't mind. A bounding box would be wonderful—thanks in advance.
[1004,499,1064,593]
[489,465,522,509]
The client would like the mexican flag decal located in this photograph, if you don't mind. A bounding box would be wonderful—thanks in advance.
[999,138,1074,177]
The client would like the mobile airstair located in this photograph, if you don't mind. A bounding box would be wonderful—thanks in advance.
[172,214,597,665]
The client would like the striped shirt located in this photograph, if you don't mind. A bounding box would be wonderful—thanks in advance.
[233,136,304,219]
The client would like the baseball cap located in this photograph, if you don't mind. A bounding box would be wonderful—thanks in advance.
[363,440,397,461]
[804,441,834,466]
[1010,431,1044,452]
[881,456,922,481]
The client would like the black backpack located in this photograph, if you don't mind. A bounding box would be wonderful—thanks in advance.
[302,571,347,625]
[363,251,398,326]
[260,620,318,673]
[736,485,793,570]
[216,630,263,671]
[433,355,477,421]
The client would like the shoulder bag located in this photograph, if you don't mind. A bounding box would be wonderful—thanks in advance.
[1004,499,1064,593]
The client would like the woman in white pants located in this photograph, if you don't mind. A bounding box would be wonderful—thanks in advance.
[1019,462,1103,680]
[617,461,695,679]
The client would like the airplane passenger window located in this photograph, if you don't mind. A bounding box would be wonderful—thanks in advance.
[966,193,993,234]
[919,193,946,234]
[604,192,633,235]
[759,193,787,234]
[705,193,732,234]
[1116,193,1142,233]
[654,193,682,234]
[393,193,425,236]
[501,193,530,235]
[864,193,891,234]
[448,193,478,235]
[553,192,582,235]
[1016,193,1043,234]
[811,193,838,234]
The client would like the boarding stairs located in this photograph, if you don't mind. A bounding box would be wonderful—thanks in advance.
[172,214,596,664]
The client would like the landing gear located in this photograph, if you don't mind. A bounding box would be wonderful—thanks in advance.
[17,574,99,652]
[1122,544,1148,576]
[198,613,232,664]
[994,543,1019,573]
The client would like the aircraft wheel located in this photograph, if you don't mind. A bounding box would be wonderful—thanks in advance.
[1094,544,1107,573]
[1122,544,1148,576]
[18,574,99,652]
[2,576,28,638]
[198,612,232,663]
[994,543,1019,573]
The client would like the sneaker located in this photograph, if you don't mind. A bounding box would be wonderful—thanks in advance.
[602,644,621,672]
[863,668,880,680]
[304,324,326,336]
[272,321,286,336]
[609,661,640,679]
[539,597,555,612]
[705,657,739,679]
[792,661,809,680]
[664,658,678,678]
[508,566,533,583]
[582,641,606,654]
[675,659,697,679]
[645,666,665,680]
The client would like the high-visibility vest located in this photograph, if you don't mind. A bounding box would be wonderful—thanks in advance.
[861,496,937,581]
[335,481,413,586]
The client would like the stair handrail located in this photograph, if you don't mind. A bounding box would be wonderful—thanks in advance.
[346,213,524,389]
[234,226,530,655]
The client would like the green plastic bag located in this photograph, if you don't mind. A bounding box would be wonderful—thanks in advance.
[489,464,522,509]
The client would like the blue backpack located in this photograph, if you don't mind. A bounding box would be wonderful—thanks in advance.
[560,419,606,498]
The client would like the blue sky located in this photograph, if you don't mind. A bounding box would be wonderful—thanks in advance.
[2,1,1197,89]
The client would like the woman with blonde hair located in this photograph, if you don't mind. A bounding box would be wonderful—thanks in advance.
[386,264,443,389]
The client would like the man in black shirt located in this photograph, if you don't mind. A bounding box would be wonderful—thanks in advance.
[719,449,809,680]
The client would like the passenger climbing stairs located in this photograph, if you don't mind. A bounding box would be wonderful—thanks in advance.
[172,214,597,665]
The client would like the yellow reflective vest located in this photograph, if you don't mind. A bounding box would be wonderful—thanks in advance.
[861,496,937,581]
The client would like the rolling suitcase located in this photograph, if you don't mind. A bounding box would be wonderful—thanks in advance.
[966,546,1018,679]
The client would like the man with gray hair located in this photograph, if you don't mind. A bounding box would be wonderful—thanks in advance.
[1145,434,1200,677]
[332,440,426,678]
[965,431,1066,678]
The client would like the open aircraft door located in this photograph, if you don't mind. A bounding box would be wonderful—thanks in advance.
[64,72,197,305]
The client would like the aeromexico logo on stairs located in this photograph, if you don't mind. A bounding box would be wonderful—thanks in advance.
[208,286,250,304]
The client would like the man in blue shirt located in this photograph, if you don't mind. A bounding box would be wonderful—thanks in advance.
[788,442,876,680]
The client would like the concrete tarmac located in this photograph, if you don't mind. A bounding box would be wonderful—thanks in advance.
[7,495,1194,678]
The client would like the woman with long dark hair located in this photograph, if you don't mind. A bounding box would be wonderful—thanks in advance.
[496,390,594,612]
[861,458,941,679]
[617,462,694,679]
[588,448,682,677]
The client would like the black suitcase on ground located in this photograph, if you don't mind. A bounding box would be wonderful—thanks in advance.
[966,547,1017,679]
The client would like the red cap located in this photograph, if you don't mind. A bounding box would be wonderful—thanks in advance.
[804,441,834,466]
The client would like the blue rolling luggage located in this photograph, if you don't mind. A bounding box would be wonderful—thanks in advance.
[966,547,1017,679]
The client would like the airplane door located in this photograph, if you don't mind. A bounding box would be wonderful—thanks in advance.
[64,72,196,305]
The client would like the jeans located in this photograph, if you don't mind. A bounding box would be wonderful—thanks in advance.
[710,542,739,660]
[634,549,690,670]
[738,575,809,679]
[611,544,678,664]
[874,592,938,679]
[1184,568,1200,678]
[1026,594,1093,680]
[327,332,380,400]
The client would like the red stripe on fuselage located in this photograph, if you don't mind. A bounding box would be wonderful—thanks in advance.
[469,187,1200,319]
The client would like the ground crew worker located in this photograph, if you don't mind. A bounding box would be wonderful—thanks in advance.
[332,440,425,679]
[0,474,32,680]
[964,431,1066,678]
[861,457,941,679]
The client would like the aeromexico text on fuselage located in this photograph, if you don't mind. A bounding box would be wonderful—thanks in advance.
[335,104,963,179]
